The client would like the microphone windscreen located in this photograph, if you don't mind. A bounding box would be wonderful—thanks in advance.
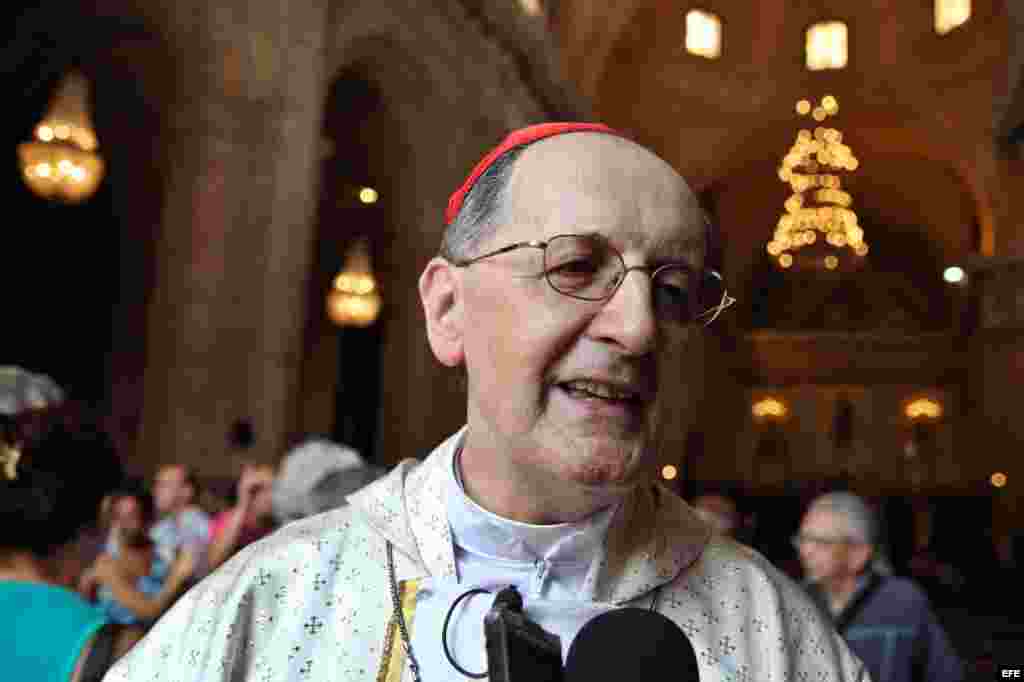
[564,608,700,682]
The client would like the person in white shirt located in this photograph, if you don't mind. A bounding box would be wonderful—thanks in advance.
[105,123,868,682]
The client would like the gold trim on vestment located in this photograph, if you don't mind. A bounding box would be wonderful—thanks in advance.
[377,579,420,682]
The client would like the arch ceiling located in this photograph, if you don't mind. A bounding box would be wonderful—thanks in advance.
[557,0,1008,261]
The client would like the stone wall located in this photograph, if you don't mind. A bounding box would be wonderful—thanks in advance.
[96,0,593,475]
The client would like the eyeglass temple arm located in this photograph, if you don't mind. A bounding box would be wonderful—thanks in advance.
[447,240,547,266]
[696,292,737,326]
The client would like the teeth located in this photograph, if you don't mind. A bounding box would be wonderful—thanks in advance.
[563,380,636,401]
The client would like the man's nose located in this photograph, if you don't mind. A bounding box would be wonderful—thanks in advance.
[589,269,658,354]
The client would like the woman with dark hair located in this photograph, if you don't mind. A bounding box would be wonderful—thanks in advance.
[0,413,133,681]
[80,483,196,628]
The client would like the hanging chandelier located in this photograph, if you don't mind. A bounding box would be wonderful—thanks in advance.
[18,71,105,204]
[767,96,868,271]
[327,238,382,327]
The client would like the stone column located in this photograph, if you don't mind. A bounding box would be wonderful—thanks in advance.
[135,1,328,476]
[966,257,1024,541]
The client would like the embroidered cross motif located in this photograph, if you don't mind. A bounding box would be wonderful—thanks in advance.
[680,618,700,637]
[719,635,737,656]
[313,573,327,591]
[304,616,325,636]
[700,609,721,625]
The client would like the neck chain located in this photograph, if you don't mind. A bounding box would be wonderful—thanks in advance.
[386,541,422,682]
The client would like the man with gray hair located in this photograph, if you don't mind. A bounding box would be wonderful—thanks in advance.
[272,438,385,524]
[795,491,963,682]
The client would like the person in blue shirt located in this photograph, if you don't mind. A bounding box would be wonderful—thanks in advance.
[795,491,964,682]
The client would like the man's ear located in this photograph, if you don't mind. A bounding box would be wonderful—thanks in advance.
[419,257,465,367]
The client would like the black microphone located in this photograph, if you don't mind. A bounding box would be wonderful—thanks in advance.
[564,608,700,682]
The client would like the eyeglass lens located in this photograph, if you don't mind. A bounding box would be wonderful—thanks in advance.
[542,235,726,322]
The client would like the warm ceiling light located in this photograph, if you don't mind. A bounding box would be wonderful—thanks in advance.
[752,397,788,421]
[685,10,722,59]
[990,472,1007,488]
[358,187,379,204]
[943,266,965,284]
[770,96,864,271]
[806,22,848,71]
[935,0,970,35]
[904,398,942,421]
[327,239,382,327]
[661,465,678,481]
[18,71,105,203]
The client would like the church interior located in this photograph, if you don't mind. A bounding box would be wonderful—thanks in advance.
[3,0,1023,667]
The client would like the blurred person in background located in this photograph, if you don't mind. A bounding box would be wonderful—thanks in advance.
[82,528,195,630]
[207,463,276,570]
[795,491,962,682]
[101,485,155,557]
[692,491,740,537]
[150,464,211,581]
[271,438,385,525]
[0,411,138,680]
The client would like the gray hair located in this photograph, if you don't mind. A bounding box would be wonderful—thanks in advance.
[441,145,528,261]
[440,135,719,272]
[809,491,893,575]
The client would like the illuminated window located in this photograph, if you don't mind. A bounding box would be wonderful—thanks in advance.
[519,0,543,17]
[935,0,970,35]
[686,10,722,59]
[806,22,848,71]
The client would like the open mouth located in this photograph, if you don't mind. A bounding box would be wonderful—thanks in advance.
[556,379,647,407]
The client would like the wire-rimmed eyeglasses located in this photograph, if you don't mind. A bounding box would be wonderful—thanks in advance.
[444,233,736,326]
[790,533,859,550]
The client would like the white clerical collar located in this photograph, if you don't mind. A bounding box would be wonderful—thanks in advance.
[445,436,619,566]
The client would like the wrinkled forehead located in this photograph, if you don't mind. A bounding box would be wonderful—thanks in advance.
[507,135,706,260]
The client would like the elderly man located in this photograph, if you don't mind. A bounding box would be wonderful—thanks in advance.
[795,492,962,682]
[105,123,865,682]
